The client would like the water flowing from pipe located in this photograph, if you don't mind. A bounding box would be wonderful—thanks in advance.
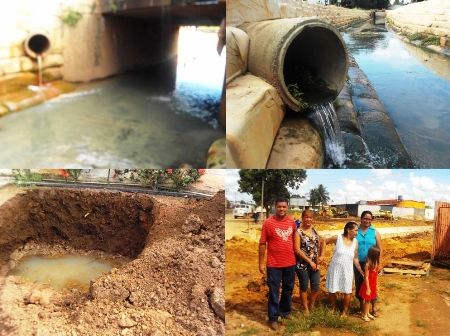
[310,101,345,167]
[37,54,43,87]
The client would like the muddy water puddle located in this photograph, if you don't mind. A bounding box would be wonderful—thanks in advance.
[8,254,122,292]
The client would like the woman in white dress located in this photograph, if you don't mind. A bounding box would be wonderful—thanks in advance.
[325,222,364,317]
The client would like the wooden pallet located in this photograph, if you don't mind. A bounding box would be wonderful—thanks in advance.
[383,260,430,276]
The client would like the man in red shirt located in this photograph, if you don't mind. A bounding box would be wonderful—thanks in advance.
[259,197,297,330]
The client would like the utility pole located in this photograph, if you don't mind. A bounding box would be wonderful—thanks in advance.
[261,177,264,220]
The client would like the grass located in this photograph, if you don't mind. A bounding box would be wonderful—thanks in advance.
[380,282,402,290]
[416,319,426,327]
[238,328,260,336]
[333,98,344,110]
[408,33,423,42]
[283,304,378,335]
[421,36,440,46]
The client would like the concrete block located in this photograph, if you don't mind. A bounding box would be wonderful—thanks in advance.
[0,72,36,94]
[0,57,21,74]
[226,74,285,168]
[226,0,281,27]
[226,27,249,84]
[20,56,34,72]
[43,67,63,81]
[42,53,64,68]
[266,117,324,168]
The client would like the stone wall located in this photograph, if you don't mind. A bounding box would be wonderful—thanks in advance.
[226,0,370,28]
[386,0,450,46]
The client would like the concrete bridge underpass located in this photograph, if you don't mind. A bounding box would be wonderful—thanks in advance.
[102,0,225,26]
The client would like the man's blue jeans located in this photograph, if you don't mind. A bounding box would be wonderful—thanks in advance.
[266,265,296,322]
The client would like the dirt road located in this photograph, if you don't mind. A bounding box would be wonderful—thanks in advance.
[226,213,450,336]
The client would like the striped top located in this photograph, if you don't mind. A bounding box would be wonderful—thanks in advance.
[260,215,296,268]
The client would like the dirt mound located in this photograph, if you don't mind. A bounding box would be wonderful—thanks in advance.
[0,188,225,336]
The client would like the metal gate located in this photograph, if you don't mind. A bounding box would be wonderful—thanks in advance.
[433,202,450,267]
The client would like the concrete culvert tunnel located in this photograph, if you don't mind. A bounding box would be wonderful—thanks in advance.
[240,18,349,112]
[0,188,225,335]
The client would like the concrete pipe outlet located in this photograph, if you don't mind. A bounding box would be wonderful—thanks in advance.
[24,31,51,58]
[240,18,349,112]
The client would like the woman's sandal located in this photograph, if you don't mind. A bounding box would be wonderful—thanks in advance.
[371,310,379,318]
[368,314,375,320]
[361,316,371,322]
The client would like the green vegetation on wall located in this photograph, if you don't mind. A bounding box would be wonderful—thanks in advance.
[61,8,83,27]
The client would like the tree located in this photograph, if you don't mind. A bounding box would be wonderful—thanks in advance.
[226,199,231,208]
[309,184,330,209]
[238,169,307,215]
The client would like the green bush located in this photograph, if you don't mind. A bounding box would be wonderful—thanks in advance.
[408,33,423,42]
[421,36,440,46]
[62,8,82,27]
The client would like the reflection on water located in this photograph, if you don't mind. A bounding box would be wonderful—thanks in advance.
[0,28,225,168]
[343,28,450,168]
[8,254,120,292]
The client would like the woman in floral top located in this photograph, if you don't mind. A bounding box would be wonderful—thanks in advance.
[293,209,325,315]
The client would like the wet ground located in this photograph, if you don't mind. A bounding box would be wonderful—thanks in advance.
[0,28,225,168]
[343,25,450,168]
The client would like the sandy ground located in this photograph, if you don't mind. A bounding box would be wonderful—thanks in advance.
[226,213,450,336]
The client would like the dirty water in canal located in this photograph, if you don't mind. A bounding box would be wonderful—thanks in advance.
[0,28,225,168]
[343,25,450,168]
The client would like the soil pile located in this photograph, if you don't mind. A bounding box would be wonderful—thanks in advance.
[0,188,225,336]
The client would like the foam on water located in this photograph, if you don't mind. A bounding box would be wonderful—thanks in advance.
[8,254,120,291]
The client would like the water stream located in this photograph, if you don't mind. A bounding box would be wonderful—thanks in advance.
[343,25,450,168]
[7,254,120,292]
[310,101,346,167]
[37,55,43,87]
[0,28,225,167]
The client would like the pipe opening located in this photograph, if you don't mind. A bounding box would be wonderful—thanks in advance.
[24,32,51,58]
[241,18,349,112]
[283,26,348,107]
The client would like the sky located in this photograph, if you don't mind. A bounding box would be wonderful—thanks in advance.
[226,169,450,208]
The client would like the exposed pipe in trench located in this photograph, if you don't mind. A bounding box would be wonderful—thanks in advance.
[239,18,349,112]
[24,182,212,199]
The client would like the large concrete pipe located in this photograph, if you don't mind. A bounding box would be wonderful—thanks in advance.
[24,31,51,59]
[239,18,349,112]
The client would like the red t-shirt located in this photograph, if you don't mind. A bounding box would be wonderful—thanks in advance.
[259,215,296,268]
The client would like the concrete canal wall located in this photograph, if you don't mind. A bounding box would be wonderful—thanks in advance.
[386,0,450,47]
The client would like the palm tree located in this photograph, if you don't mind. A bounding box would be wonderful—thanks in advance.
[316,184,330,209]
[309,184,330,209]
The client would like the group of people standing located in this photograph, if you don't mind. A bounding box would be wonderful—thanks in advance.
[259,197,382,331]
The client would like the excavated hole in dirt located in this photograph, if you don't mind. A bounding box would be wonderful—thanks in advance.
[0,187,225,335]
